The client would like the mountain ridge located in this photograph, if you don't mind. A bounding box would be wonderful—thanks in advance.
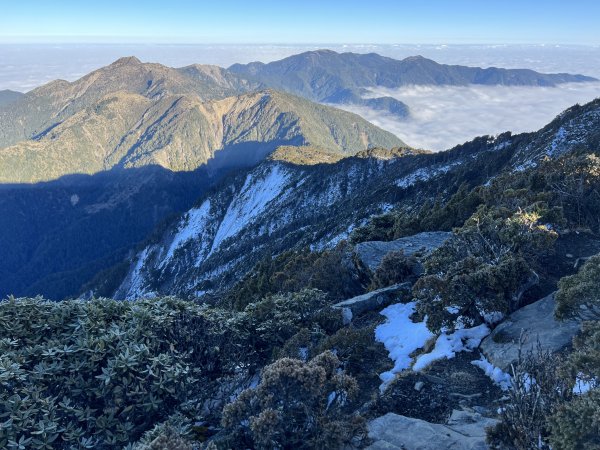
[112,98,600,300]
[0,57,405,184]
[229,50,597,117]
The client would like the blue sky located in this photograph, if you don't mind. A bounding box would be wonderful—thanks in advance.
[1,0,599,44]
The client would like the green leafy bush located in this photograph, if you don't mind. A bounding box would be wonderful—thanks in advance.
[487,344,572,450]
[555,254,600,320]
[0,296,200,449]
[241,289,343,362]
[549,389,600,450]
[490,321,600,450]
[222,351,364,449]
[414,203,556,331]
[563,321,600,386]
[369,250,417,290]
[227,243,363,310]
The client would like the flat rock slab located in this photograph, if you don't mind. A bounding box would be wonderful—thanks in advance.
[367,411,498,450]
[480,293,581,371]
[333,283,411,322]
[355,231,451,273]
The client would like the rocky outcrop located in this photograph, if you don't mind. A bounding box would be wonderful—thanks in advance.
[333,283,412,323]
[354,231,452,273]
[480,293,581,371]
[367,410,498,450]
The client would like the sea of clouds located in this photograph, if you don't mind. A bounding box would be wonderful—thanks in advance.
[340,81,600,150]
[1,43,599,151]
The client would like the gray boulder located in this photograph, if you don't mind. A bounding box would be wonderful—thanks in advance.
[355,231,451,273]
[367,410,498,450]
[480,293,581,371]
[333,283,411,323]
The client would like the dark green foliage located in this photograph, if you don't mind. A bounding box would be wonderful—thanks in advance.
[542,152,600,233]
[350,182,484,243]
[547,320,600,449]
[316,325,393,400]
[414,202,557,331]
[563,321,600,386]
[0,296,200,448]
[392,150,600,331]
[490,321,600,450]
[487,344,572,450]
[555,254,600,320]
[369,250,418,291]
[549,389,600,450]
[222,351,365,449]
[241,289,343,363]
[226,243,362,310]
[134,423,194,450]
[0,289,346,449]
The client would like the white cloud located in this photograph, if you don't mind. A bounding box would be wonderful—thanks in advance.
[338,82,600,151]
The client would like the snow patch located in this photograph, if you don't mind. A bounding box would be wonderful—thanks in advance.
[395,161,461,188]
[211,165,289,253]
[573,373,596,395]
[412,324,490,371]
[124,248,152,300]
[471,355,512,391]
[547,126,567,156]
[161,200,211,268]
[375,302,434,391]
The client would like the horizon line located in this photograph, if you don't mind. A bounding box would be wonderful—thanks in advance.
[0,40,599,47]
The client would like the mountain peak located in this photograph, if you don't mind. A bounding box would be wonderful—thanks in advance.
[402,55,429,62]
[110,56,142,67]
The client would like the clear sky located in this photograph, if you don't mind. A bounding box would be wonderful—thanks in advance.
[1,0,599,45]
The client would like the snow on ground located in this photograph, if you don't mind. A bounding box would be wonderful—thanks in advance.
[160,199,211,268]
[573,373,597,395]
[375,302,434,391]
[395,161,461,188]
[210,164,289,253]
[547,126,567,157]
[124,248,152,300]
[412,324,490,371]
[471,355,512,391]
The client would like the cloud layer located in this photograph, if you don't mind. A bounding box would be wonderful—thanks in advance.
[338,82,600,151]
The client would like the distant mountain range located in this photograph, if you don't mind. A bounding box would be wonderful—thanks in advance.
[0,89,24,107]
[0,51,597,299]
[0,57,402,184]
[230,50,597,117]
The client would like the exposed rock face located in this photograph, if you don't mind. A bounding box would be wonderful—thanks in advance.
[354,231,452,273]
[367,410,498,450]
[480,293,581,371]
[333,283,412,323]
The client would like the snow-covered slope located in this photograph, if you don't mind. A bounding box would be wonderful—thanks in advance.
[114,99,600,300]
[114,151,461,299]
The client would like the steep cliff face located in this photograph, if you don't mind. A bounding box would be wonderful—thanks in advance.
[115,99,600,300]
